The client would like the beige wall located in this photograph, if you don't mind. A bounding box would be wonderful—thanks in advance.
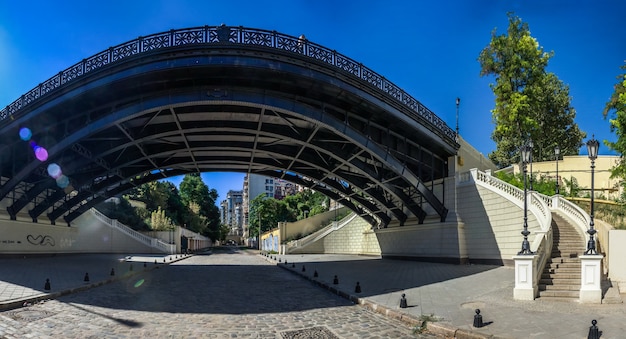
[0,212,157,254]
[289,215,381,256]
[608,230,626,291]
[515,155,621,198]
[279,207,348,242]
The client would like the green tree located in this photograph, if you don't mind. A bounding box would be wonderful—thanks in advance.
[179,173,221,240]
[478,13,584,167]
[603,63,626,179]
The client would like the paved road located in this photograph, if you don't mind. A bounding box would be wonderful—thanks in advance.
[0,249,439,338]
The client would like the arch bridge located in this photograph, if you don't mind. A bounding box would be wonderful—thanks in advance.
[0,25,458,228]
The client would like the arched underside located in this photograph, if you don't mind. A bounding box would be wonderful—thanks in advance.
[0,26,458,228]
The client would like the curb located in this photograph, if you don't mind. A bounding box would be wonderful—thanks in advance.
[270,255,496,339]
[0,254,193,311]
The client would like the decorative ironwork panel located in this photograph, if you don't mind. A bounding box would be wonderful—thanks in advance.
[307,45,334,64]
[242,30,273,47]
[0,108,6,120]
[384,82,402,101]
[41,75,61,95]
[402,96,418,111]
[336,55,360,76]
[112,41,139,61]
[85,51,110,73]
[61,62,84,84]
[7,100,21,115]
[24,87,41,105]
[174,28,205,45]
[276,35,300,53]
[141,32,171,52]
[361,68,382,89]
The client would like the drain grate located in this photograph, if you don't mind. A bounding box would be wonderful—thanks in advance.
[6,309,55,322]
[281,326,340,339]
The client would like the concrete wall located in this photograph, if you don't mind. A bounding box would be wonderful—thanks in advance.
[280,207,348,241]
[289,215,381,255]
[0,211,157,254]
[608,230,626,291]
[456,175,540,265]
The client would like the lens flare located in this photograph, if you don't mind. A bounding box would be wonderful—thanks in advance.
[47,163,62,179]
[34,146,48,162]
[134,279,145,288]
[19,127,32,141]
[56,175,70,188]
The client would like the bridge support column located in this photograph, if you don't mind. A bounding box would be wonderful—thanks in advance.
[514,254,538,300]
[579,254,603,303]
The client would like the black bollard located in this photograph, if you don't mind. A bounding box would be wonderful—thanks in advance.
[163,258,166,263]
[588,319,600,339]
[110,268,115,276]
[302,265,306,272]
[355,282,361,293]
[144,262,147,268]
[279,258,282,263]
[44,278,51,291]
[314,270,318,278]
[400,293,408,308]
[473,309,484,328]
[155,259,157,264]
[333,275,339,284]
[285,260,288,265]
[292,263,295,268]
[84,272,90,282]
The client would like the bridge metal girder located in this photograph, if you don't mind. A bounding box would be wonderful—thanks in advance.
[0,27,459,227]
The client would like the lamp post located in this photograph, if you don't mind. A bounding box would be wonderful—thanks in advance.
[455,97,460,140]
[519,142,533,255]
[554,146,560,195]
[585,136,599,254]
[528,139,534,190]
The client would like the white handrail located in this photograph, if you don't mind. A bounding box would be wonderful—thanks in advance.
[287,213,357,251]
[91,208,171,253]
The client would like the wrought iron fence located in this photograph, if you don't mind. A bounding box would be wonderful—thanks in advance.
[0,25,456,142]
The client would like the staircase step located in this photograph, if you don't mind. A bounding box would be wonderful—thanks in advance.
[538,284,580,291]
[541,272,581,279]
[540,278,580,285]
[538,289,579,298]
[543,268,581,274]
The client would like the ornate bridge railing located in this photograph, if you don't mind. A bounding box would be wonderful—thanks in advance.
[0,25,455,143]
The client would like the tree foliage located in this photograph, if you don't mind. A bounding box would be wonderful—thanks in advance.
[603,63,626,179]
[478,13,584,167]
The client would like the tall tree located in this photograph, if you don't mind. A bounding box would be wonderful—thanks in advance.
[603,63,626,178]
[478,13,584,167]
[179,173,221,240]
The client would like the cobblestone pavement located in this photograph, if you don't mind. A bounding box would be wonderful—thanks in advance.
[0,249,442,338]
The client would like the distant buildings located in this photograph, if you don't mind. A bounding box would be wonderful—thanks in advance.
[220,173,305,244]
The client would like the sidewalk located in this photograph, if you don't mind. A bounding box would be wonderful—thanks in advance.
[0,253,190,310]
[269,253,626,339]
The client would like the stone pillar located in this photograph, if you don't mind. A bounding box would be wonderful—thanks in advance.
[514,255,537,300]
[579,254,603,303]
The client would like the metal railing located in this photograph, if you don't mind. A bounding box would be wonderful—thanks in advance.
[0,25,455,143]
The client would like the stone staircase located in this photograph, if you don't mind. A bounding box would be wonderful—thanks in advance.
[538,212,585,301]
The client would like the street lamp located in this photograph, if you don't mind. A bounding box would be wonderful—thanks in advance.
[455,97,460,140]
[554,146,560,195]
[585,136,599,254]
[519,142,533,255]
[528,139,534,190]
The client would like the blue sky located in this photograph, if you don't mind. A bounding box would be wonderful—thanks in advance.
[1,0,624,201]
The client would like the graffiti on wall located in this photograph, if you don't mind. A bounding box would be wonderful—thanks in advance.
[26,235,55,246]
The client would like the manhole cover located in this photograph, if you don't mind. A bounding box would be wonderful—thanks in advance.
[6,309,55,322]
[281,326,340,339]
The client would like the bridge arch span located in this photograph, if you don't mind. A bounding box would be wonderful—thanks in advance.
[0,25,458,228]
